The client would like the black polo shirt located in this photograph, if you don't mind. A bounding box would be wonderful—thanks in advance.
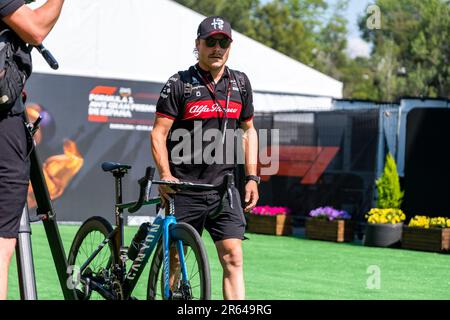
[155,63,254,187]
[0,0,26,115]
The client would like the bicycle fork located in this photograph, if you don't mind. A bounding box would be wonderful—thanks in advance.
[163,199,189,300]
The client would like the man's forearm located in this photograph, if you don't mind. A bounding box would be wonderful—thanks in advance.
[33,0,65,35]
[151,133,172,178]
[243,127,258,176]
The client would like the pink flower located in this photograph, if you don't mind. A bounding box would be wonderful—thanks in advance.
[251,206,291,216]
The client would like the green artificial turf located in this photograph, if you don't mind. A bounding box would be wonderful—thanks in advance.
[7,224,450,300]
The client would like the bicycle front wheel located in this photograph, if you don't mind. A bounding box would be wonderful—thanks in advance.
[68,216,119,300]
[147,222,211,300]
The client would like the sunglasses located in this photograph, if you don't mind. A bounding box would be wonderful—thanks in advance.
[204,37,232,49]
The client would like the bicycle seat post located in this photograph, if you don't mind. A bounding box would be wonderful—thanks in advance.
[113,170,126,210]
[113,169,127,270]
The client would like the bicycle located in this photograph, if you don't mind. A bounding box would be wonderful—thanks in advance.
[67,161,234,300]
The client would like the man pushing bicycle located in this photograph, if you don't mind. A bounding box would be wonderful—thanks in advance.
[151,16,259,300]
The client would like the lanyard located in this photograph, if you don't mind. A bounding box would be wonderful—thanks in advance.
[194,65,233,141]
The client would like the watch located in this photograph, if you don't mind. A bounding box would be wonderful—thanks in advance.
[245,175,261,185]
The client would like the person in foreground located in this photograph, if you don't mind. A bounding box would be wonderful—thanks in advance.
[0,0,65,300]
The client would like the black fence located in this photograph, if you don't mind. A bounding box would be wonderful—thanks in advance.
[254,109,380,231]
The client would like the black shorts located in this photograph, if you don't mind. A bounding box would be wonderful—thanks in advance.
[0,113,31,238]
[173,186,246,242]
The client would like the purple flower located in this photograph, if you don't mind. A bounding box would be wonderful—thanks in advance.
[308,206,351,221]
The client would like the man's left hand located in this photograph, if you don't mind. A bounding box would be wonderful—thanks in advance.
[244,180,259,212]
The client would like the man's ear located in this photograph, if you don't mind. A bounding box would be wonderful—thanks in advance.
[195,39,200,49]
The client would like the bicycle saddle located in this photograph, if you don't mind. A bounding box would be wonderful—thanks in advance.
[101,161,132,172]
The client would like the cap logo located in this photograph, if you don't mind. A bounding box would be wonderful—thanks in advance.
[211,18,224,30]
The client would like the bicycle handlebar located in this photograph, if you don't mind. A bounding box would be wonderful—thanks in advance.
[35,44,59,70]
[128,167,155,213]
[151,180,215,189]
[127,166,233,214]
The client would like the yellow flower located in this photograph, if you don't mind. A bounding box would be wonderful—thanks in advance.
[408,215,432,228]
[366,208,406,224]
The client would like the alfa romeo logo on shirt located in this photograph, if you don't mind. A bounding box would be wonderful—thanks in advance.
[211,18,224,30]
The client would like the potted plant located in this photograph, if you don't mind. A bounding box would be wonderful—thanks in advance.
[305,206,354,242]
[247,206,292,236]
[364,153,405,247]
[402,216,450,253]
[364,208,406,247]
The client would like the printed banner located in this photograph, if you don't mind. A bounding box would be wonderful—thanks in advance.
[25,73,162,223]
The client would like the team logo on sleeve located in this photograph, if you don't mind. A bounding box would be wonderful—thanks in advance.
[160,77,179,99]
[160,80,172,99]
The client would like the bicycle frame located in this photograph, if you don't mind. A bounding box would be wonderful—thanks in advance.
[78,201,190,300]
[74,164,217,300]
[17,112,78,300]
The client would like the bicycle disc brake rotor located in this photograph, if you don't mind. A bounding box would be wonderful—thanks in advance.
[172,281,192,300]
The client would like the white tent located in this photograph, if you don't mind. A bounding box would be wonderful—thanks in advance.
[29,0,343,112]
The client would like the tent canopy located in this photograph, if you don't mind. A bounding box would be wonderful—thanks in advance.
[30,0,343,111]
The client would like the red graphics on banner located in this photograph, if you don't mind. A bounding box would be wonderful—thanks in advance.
[90,86,118,95]
[259,146,340,184]
[87,85,156,130]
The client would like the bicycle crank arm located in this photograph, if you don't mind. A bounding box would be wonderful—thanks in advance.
[81,276,116,300]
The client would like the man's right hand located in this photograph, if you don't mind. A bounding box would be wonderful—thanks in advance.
[159,174,179,208]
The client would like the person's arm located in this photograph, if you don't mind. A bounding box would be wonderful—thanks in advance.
[150,115,179,206]
[151,116,176,180]
[2,0,65,45]
[241,119,259,212]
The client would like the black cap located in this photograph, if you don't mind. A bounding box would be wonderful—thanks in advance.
[197,16,232,40]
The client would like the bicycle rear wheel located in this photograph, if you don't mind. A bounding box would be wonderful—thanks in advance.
[147,222,211,300]
[68,216,119,300]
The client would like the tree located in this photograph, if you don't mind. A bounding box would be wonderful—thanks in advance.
[313,0,349,77]
[359,0,450,100]
[376,153,404,209]
[340,57,380,100]
[175,0,332,67]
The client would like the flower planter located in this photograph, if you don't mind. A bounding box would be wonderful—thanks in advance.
[363,222,403,248]
[305,218,354,242]
[402,227,450,253]
[247,214,292,236]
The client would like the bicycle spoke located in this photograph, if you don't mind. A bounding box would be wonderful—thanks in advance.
[148,224,210,300]
[184,246,193,261]
[189,269,200,282]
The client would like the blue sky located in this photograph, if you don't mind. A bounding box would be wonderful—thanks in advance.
[345,0,372,37]
[329,0,372,58]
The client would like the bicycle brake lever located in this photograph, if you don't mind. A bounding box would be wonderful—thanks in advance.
[145,181,151,201]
